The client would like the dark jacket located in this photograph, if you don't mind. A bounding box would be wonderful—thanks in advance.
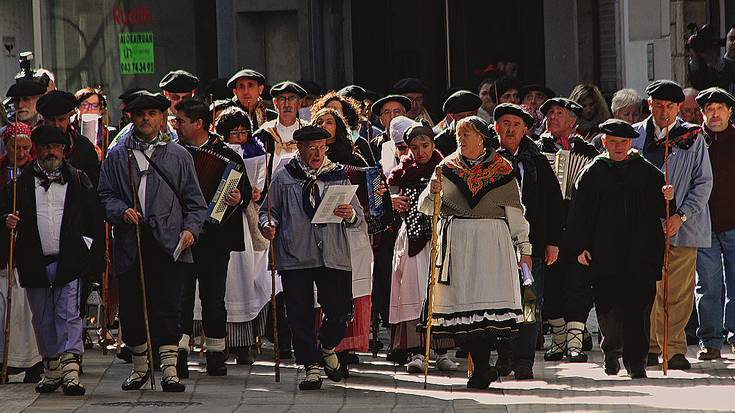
[568,153,675,281]
[66,127,101,188]
[185,134,251,252]
[1,161,104,288]
[498,136,563,255]
[537,132,599,159]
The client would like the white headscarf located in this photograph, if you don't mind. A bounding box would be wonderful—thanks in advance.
[389,116,419,145]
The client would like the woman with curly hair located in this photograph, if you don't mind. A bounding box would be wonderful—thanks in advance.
[569,84,611,139]
[311,92,377,164]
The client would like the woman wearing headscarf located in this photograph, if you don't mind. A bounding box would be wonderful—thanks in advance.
[419,116,532,389]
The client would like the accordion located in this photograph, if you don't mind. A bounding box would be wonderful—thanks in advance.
[345,165,392,234]
[191,147,243,224]
[545,149,592,200]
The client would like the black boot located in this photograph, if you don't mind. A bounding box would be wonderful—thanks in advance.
[177,349,189,379]
[205,351,227,376]
[24,361,44,383]
[494,340,513,377]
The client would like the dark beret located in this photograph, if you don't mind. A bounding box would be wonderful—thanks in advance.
[371,94,412,116]
[464,115,493,139]
[598,119,639,139]
[695,87,735,108]
[337,85,367,101]
[124,91,171,113]
[159,70,199,93]
[270,81,307,98]
[493,103,535,128]
[442,90,481,114]
[6,78,46,98]
[31,125,69,146]
[227,69,266,88]
[118,87,147,103]
[202,78,233,101]
[36,90,78,117]
[518,84,556,101]
[293,125,330,142]
[392,77,428,94]
[645,80,684,103]
[539,97,583,117]
[404,125,435,143]
[297,80,322,96]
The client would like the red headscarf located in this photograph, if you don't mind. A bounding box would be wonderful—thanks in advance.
[1,122,33,145]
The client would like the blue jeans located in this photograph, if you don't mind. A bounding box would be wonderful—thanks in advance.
[695,229,735,348]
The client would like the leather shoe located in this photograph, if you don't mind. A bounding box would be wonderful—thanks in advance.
[467,366,498,389]
[667,354,691,370]
[697,347,721,361]
[121,370,150,391]
[646,353,659,366]
[513,364,534,380]
[628,367,647,379]
[604,355,620,376]
[206,351,227,376]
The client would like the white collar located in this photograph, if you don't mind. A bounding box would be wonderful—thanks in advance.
[653,119,677,140]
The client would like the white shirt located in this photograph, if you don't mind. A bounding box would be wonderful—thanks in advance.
[275,118,301,144]
[35,178,67,256]
[653,119,677,142]
[132,146,156,216]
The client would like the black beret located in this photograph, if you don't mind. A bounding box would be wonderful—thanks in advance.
[293,125,330,142]
[392,77,428,94]
[36,90,78,117]
[31,125,69,146]
[337,85,367,101]
[159,70,199,93]
[539,97,583,117]
[695,87,735,108]
[227,69,266,88]
[519,84,556,101]
[371,94,411,116]
[6,78,46,98]
[270,81,307,98]
[645,80,684,103]
[493,103,535,128]
[202,78,233,101]
[118,87,147,104]
[463,115,493,139]
[598,119,639,139]
[124,91,171,113]
[297,80,322,96]
[404,125,435,143]
[442,90,481,114]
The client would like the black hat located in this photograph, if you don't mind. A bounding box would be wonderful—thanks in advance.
[598,119,639,139]
[202,78,233,101]
[36,90,78,117]
[270,81,307,98]
[337,85,367,101]
[293,125,330,142]
[463,115,493,139]
[695,87,735,108]
[493,103,535,128]
[6,78,46,98]
[31,125,69,146]
[539,97,583,117]
[124,91,170,113]
[227,69,266,88]
[371,94,411,116]
[442,90,481,114]
[518,84,556,101]
[645,80,684,103]
[118,87,147,104]
[364,89,380,102]
[392,77,428,94]
[404,125,435,143]
[159,70,199,93]
[297,80,322,97]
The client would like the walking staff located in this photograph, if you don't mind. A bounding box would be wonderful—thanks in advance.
[423,167,442,389]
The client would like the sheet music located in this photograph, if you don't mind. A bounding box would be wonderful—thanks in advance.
[243,155,266,191]
[80,114,99,145]
[311,185,358,224]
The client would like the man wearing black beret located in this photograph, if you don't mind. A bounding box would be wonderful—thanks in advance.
[2,124,104,395]
[98,91,208,392]
[569,118,676,378]
[433,90,482,156]
[370,94,412,162]
[537,96,598,364]
[227,68,277,131]
[632,79,713,370]
[37,90,101,187]
[252,81,307,171]
[692,87,735,362]
[258,125,363,390]
[495,103,563,379]
[0,78,47,158]
[393,77,435,127]
[159,69,199,118]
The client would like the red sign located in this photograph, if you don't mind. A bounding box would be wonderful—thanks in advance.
[113,4,151,26]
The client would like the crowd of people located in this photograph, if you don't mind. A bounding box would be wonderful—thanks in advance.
[0,57,731,395]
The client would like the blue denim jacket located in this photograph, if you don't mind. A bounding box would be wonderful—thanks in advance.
[633,116,713,248]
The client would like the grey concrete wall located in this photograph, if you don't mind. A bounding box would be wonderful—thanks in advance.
[544,0,580,96]
[0,2,35,95]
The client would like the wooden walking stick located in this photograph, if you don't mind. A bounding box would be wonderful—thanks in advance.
[127,150,156,389]
[662,120,672,376]
[1,115,20,384]
[265,144,280,382]
[101,105,112,355]
[423,166,443,390]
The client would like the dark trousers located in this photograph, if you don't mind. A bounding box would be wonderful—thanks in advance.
[372,229,397,325]
[265,291,292,352]
[544,258,592,322]
[509,255,545,368]
[118,228,187,348]
[180,242,230,339]
[281,267,352,366]
[593,275,656,369]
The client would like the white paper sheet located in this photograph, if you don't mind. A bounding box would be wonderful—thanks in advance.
[173,236,186,262]
[311,184,358,224]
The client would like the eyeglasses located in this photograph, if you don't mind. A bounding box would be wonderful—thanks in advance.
[305,145,329,153]
[276,95,300,103]
[80,102,101,110]
[380,109,405,117]
[228,130,249,137]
